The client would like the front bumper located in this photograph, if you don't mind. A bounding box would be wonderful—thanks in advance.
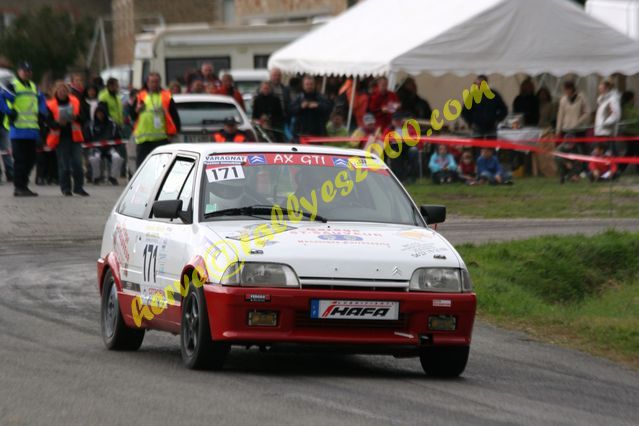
[203,285,476,350]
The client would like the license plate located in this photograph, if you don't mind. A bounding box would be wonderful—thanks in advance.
[310,300,399,320]
[183,134,211,143]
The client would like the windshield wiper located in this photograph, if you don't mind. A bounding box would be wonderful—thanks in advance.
[204,204,328,223]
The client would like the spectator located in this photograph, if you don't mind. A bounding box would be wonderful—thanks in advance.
[368,77,399,130]
[213,117,248,143]
[98,78,124,128]
[268,67,291,122]
[189,80,206,94]
[84,103,123,185]
[197,62,220,93]
[131,72,181,167]
[351,112,381,150]
[0,108,14,183]
[252,81,284,133]
[397,77,432,120]
[341,78,370,130]
[46,80,88,196]
[99,78,127,176]
[429,144,458,184]
[457,150,476,185]
[461,75,508,138]
[555,141,581,183]
[68,72,85,100]
[594,79,621,153]
[82,84,99,123]
[476,148,512,184]
[620,91,639,172]
[216,74,245,110]
[537,87,557,129]
[169,81,182,95]
[513,77,539,126]
[384,112,419,184]
[326,111,349,138]
[587,145,618,182]
[556,81,590,139]
[290,75,331,138]
[0,61,48,196]
[122,88,139,139]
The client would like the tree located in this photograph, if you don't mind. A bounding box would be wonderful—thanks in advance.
[0,6,91,82]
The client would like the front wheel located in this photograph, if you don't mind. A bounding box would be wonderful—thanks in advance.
[101,269,145,350]
[419,346,469,377]
[180,281,229,370]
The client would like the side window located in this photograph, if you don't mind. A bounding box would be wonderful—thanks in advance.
[178,167,196,213]
[156,157,196,218]
[118,153,172,218]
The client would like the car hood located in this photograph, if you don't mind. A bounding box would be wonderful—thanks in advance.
[197,221,462,283]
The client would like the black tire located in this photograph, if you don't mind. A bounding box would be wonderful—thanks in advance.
[181,278,229,370]
[419,346,469,377]
[101,269,145,350]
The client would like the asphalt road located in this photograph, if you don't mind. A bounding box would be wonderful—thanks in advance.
[0,184,638,425]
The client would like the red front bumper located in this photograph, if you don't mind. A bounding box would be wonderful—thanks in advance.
[204,286,476,349]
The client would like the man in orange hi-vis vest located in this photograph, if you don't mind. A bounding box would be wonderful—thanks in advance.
[213,117,249,143]
[132,72,181,167]
[46,80,89,197]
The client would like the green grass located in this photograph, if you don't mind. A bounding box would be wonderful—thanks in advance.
[458,231,639,368]
[405,176,639,218]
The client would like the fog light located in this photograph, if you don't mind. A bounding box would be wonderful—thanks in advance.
[428,315,456,331]
[248,310,278,327]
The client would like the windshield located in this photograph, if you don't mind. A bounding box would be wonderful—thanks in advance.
[176,102,242,127]
[200,152,420,226]
[234,81,261,95]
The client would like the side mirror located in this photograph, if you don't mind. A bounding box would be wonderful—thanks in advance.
[420,205,446,225]
[152,199,183,220]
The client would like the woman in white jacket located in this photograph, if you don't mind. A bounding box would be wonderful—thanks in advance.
[594,79,622,155]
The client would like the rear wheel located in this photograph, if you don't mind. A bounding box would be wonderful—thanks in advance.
[101,269,145,350]
[181,279,229,370]
[419,346,469,377]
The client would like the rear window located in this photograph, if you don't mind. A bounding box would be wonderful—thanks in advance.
[176,102,242,127]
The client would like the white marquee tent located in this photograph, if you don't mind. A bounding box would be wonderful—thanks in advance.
[269,0,639,78]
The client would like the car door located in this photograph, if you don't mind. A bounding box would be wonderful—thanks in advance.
[142,153,198,327]
[115,152,173,299]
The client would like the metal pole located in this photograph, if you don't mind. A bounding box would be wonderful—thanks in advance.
[321,76,327,94]
[346,76,357,131]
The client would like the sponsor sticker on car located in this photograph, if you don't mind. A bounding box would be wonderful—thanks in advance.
[310,300,399,320]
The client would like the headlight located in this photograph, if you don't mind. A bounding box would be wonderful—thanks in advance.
[409,268,462,292]
[220,262,300,288]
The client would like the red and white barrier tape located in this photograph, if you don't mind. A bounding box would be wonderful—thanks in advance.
[299,135,639,165]
[36,139,126,153]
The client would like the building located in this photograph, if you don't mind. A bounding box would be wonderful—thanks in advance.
[112,0,359,66]
[112,0,221,66]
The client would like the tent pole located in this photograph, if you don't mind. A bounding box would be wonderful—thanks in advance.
[321,76,327,94]
[347,76,357,131]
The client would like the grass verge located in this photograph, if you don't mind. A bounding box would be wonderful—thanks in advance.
[406,176,639,218]
[457,231,639,368]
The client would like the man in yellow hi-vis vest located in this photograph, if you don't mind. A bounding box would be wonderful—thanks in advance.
[132,72,181,167]
[0,61,48,196]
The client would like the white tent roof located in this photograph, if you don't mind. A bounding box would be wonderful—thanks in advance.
[268,0,639,77]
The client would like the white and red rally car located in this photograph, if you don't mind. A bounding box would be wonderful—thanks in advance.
[98,143,476,376]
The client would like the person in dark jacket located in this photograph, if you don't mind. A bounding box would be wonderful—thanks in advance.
[84,103,123,185]
[252,81,284,138]
[462,75,508,138]
[513,77,539,126]
[289,75,331,138]
[397,77,432,120]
